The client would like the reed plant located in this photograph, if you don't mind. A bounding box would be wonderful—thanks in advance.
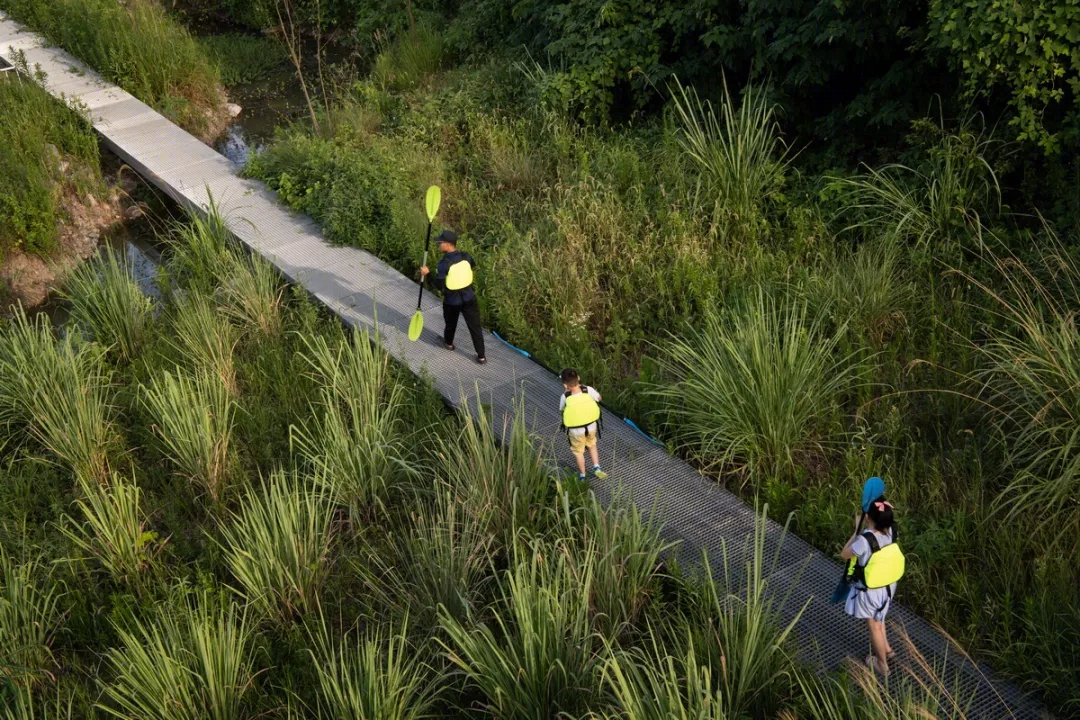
[101,589,253,720]
[306,616,439,720]
[1,685,76,720]
[61,246,153,363]
[371,24,445,91]
[170,292,239,396]
[671,77,790,227]
[0,308,115,483]
[600,637,727,720]
[788,629,976,720]
[439,539,602,720]
[647,288,863,485]
[141,369,236,505]
[437,398,553,546]
[0,0,222,134]
[60,471,162,595]
[0,551,62,690]
[218,471,335,624]
[291,331,417,517]
[693,510,807,719]
[167,198,233,295]
[364,481,495,627]
[559,493,672,637]
[218,252,285,338]
[963,234,1080,551]
[834,119,1000,257]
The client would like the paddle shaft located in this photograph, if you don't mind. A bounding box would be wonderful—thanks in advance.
[416,221,433,309]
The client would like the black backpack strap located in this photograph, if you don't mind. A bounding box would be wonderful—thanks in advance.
[862,531,881,553]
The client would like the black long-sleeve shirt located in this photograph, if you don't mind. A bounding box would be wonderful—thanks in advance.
[429,250,477,306]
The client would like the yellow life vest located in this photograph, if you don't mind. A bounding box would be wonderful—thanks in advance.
[445,259,474,291]
[846,531,904,589]
[562,389,600,430]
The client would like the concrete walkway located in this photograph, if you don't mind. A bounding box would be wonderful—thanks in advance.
[0,14,1047,719]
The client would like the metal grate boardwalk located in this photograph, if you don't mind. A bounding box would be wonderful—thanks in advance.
[1,15,1050,719]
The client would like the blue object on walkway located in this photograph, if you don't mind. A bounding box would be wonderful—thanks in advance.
[492,331,531,358]
[624,417,664,446]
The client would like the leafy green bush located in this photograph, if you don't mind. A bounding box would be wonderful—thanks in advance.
[244,132,400,255]
[0,0,222,135]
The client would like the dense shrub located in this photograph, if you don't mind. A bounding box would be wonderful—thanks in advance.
[0,68,102,256]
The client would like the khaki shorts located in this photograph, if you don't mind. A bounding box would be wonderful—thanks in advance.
[568,429,598,455]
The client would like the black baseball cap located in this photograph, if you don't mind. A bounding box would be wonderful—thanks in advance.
[435,229,458,246]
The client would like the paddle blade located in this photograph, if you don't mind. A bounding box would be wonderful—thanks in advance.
[425,185,441,222]
[861,476,886,512]
[830,574,850,604]
[408,310,423,341]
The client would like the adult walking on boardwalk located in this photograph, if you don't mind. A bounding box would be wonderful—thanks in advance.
[840,498,905,676]
[420,229,487,364]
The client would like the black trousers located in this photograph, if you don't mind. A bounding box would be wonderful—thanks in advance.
[444,298,485,357]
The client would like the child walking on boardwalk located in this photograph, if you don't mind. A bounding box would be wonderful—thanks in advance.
[840,498,904,676]
[559,368,608,482]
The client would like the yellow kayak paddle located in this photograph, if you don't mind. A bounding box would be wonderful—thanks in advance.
[408,185,442,341]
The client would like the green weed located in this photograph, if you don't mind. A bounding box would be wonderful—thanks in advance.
[61,246,153,363]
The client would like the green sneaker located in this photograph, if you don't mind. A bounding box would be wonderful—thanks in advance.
[592,467,608,480]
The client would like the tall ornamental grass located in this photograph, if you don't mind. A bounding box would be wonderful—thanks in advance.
[60,471,162,594]
[600,638,727,720]
[438,399,552,545]
[142,370,236,505]
[291,331,417,517]
[307,617,439,720]
[789,629,975,720]
[965,235,1080,551]
[0,551,62,689]
[648,289,863,484]
[167,199,233,294]
[218,471,335,624]
[834,119,1000,257]
[558,493,672,637]
[218,252,285,338]
[694,510,807,719]
[363,482,495,627]
[101,590,253,720]
[439,540,602,720]
[671,77,790,226]
[0,309,115,483]
[170,292,239,396]
[0,0,222,135]
[61,246,153,363]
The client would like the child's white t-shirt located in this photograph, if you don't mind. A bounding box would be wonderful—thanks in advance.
[559,386,602,436]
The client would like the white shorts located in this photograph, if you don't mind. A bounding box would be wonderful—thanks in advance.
[844,584,894,621]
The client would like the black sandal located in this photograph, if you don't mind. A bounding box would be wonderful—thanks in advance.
[444,343,454,351]
[477,356,487,365]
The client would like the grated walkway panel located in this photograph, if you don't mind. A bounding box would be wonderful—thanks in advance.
[0,14,1051,719]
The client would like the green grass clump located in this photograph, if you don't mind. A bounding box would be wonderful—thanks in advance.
[0,308,116,483]
[60,471,161,594]
[218,471,336,623]
[307,618,439,720]
[101,589,253,720]
[0,66,103,256]
[61,246,153,363]
[141,369,236,505]
[0,551,62,689]
[371,25,444,92]
[0,0,223,135]
[647,289,864,485]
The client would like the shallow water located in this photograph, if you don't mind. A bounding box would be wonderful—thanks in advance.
[37,218,163,327]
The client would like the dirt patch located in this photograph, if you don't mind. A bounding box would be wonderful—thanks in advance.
[0,184,127,313]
